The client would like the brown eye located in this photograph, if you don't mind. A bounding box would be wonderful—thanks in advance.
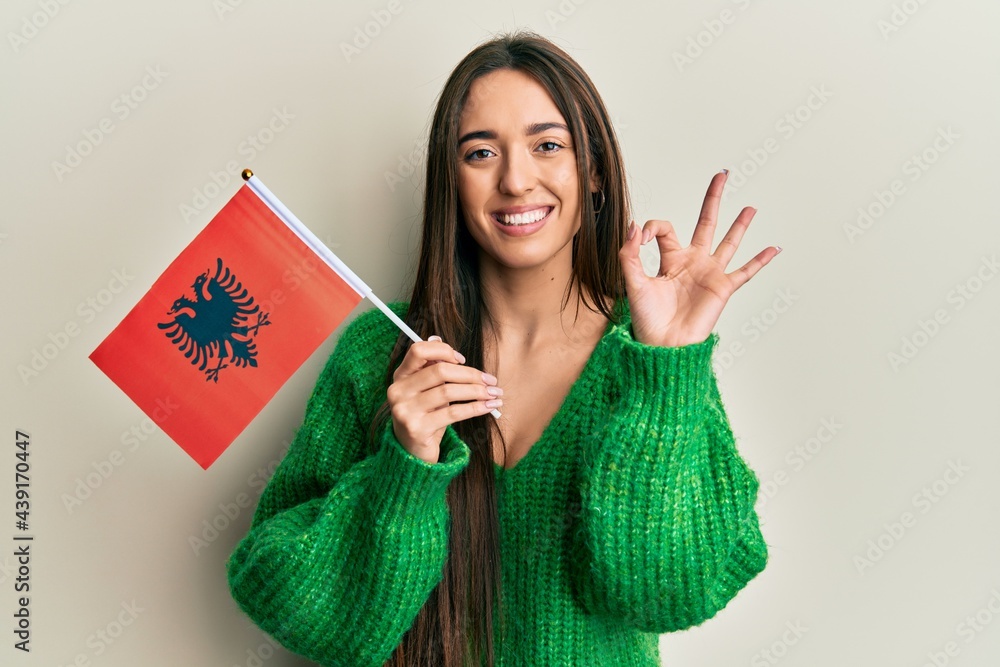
[464,148,495,162]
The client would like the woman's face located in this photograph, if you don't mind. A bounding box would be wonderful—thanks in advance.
[456,68,590,274]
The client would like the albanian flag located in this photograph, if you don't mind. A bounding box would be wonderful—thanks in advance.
[90,171,368,469]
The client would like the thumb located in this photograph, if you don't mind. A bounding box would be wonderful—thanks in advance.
[619,220,647,287]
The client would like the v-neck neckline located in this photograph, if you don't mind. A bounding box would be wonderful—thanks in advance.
[492,305,622,476]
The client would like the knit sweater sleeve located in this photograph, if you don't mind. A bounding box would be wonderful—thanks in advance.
[226,308,471,667]
[572,324,768,633]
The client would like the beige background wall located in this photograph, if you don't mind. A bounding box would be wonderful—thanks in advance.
[3,0,999,665]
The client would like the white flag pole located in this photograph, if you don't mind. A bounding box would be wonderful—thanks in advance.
[241,169,501,419]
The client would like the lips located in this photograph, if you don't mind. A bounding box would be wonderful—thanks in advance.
[492,206,554,226]
[491,206,555,238]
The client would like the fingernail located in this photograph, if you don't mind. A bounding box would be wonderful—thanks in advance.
[775,245,783,254]
[454,351,466,364]
[428,335,442,342]
[482,372,498,384]
[485,399,503,409]
[626,220,636,241]
[721,168,729,175]
[487,386,503,396]
[641,228,651,244]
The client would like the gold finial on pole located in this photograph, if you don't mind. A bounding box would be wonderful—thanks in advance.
[241,168,253,181]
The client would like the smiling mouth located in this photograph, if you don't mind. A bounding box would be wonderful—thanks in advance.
[492,207,553,226]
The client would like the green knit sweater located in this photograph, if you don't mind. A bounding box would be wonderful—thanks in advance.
[226,299,768,666]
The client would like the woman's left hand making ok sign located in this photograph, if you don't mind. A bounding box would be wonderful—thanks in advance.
[619,169,782,348]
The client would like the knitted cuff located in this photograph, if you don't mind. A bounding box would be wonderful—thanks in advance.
[369,421,471,519]
[606,325,719,424]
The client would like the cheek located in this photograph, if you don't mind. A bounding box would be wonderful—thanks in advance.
[456,170,471,203]
[552,164,579,198]
[457,169,490,209]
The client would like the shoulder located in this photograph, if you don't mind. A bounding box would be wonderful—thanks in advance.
[333,301,410,359]
[313,301,410,413]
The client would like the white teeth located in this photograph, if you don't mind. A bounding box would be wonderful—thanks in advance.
[497,207,550,225]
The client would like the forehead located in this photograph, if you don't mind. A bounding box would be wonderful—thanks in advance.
[459,69,566,128]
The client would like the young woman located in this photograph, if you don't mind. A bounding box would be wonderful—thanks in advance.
[227,30,778,667]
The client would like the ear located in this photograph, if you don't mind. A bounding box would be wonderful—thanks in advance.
[588,163,602,194]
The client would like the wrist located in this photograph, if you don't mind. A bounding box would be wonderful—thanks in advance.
[392,422,442,465]
[633,327,714,349]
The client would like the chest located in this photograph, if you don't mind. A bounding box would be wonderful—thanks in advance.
[490,327,606,470]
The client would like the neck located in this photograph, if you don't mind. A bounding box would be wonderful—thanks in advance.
[477,250,598,351]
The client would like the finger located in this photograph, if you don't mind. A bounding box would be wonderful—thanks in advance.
[636,219,685,277]
[387,366,499,431]
[399,361,496,398]
[423,398,504,432]
[423,381,503,414]
[691,170,728,249]
[712,206,756,267]
[727,246,782,290]
[638,219,684,250]
[619,219,649,290]
[649,220,685,276]
[394,388,500,427]
[389,398,494,457]
[393,339,466,380]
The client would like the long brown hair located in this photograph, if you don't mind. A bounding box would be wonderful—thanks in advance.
[372,29,632,666]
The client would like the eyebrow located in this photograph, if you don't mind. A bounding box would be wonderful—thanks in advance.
[457,122,570,147]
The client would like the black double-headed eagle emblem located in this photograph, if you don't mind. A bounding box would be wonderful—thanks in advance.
[158,258,271,382]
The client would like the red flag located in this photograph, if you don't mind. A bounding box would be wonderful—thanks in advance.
[90,183,363,469]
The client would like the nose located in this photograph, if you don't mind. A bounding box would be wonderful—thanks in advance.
[498,147,536,196]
